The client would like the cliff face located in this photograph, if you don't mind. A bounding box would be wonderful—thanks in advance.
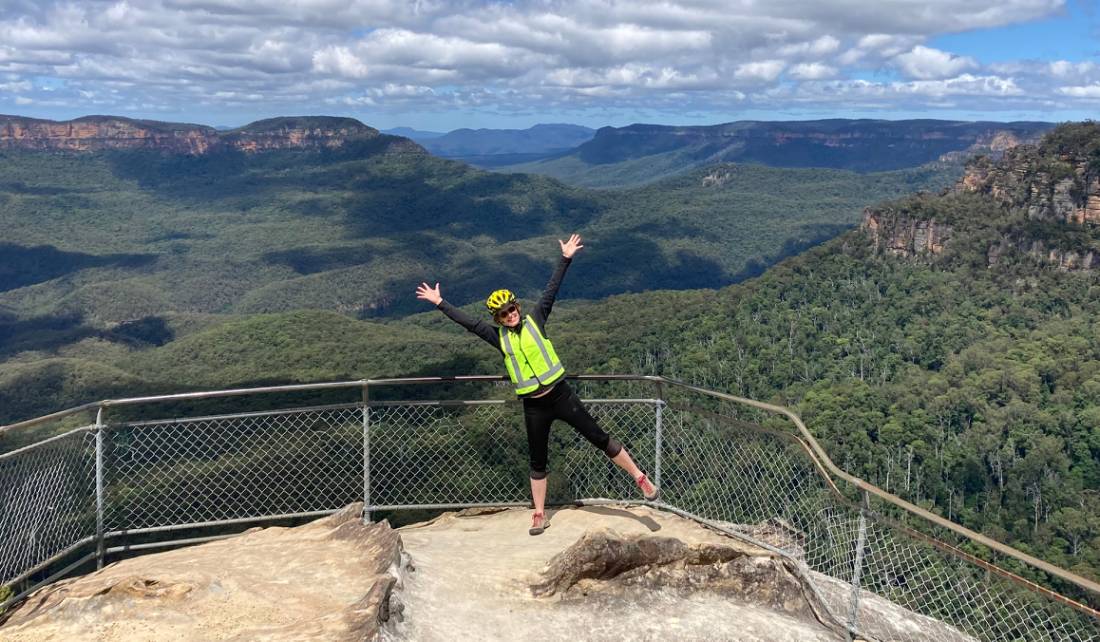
[575,119,1050,172]
[861,201,953,259]
[955,132,1100,225]
[863,123,1100,271]
[0,115,416,155]
[986,238,1098,271]
[0,116,219,154]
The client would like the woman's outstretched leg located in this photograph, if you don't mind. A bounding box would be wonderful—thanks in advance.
[554,382,659,500]
[610,448,658,500]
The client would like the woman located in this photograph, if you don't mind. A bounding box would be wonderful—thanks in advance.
[416,233,658,536]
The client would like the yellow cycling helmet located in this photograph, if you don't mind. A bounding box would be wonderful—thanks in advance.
[485,289,516,315]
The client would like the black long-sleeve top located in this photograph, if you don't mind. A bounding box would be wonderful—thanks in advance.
[436,256,572,394]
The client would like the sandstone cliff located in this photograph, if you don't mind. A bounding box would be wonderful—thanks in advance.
[956,138,1100,226]
[862,122,1100,270]
[861,200,953,259]
[0,115,423,155]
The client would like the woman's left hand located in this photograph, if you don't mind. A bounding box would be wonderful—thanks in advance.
[559,233,584,258]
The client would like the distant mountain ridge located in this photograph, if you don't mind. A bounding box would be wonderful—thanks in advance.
[577,119,1051,168]
[392,123,595,167]
[501,119,1054,187]
[0,115,421,155]
[383,126,446,139]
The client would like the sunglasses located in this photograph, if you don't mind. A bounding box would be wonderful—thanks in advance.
[495,304,518,318]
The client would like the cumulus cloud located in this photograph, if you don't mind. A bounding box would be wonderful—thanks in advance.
[734,61,786,82]
[788,63,838,80]
[1058,84,1100,98]
[1048,60,1097,77]
[893,74,1023,97]
[0,0,1085,121]
[892,46,978,80]
[777,35,841,58]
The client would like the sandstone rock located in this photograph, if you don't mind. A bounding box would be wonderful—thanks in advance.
[701,165,737,187]
[861,206,952,258]
[395,505,844,641]
[531,530,819,622]
[955,140,1100,227]
[875,126,1100,272]
[0,116,218,154]
[0,115,422,156]
[1,504,978,642]
[0,503,405,641]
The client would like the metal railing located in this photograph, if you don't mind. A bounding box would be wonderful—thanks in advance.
[1,374,1098,641]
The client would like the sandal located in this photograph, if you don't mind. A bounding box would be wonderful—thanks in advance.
[529,511,549,536]
[635,473,659,501]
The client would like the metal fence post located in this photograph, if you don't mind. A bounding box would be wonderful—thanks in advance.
[362,384,371,524]
[653,382,665,496]
[846,490,870,640]
[94,406,106,570]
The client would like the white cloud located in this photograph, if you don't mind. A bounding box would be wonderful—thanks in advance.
[368,83,435,98]
[894,74,1023,97]
[0,80,33,92]
[312,46,371,78]
[734,60,786,82]
[0,0,1080,120]
[789,63,838,80]
[837,33,923,65]
[545,64,720,91]
[1048,60,1097,77]
[1058,84,1100,98]
[777,35,841,58]
[893,46,978,80]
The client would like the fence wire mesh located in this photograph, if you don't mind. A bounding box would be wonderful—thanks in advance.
[369,403,525,508]
[367,400,658,508]
[1,380,1098,642]
[106,405,363,531]
[0,428,97,588]
[661,404,1100,642]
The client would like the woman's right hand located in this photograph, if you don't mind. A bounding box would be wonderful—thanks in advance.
[416,282,443,305]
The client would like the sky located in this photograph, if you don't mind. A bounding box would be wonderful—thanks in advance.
[0,0,1098,131]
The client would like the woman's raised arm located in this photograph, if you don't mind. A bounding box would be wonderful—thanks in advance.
[416,281,443,305]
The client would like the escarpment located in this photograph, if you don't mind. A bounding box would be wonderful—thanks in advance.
[955,122,1100,225]
[861,122,1100,271]
[861,203,953,259]
[0,115,424,155]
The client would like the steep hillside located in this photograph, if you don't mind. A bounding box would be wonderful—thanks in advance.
[501,119,1052,188]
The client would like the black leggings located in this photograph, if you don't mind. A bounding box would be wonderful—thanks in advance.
[522,381,622,479]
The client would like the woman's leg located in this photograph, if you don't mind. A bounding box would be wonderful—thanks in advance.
[530,477,547,517]
[523,399,554,518]
[553,382,653,486]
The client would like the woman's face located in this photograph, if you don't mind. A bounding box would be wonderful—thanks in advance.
[496,304,521,328]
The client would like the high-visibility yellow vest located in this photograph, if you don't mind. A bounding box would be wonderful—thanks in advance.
[498,315,565,395]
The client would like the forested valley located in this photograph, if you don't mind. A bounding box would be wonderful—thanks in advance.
[1,119,1098,602]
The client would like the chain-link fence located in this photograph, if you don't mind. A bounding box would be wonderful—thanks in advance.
[0,427,98,595]
[0,376,1097,641]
